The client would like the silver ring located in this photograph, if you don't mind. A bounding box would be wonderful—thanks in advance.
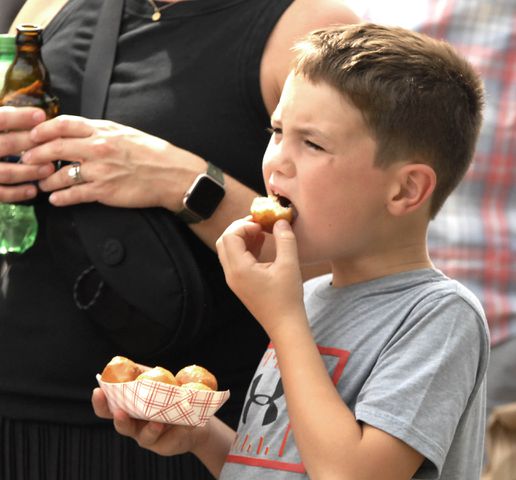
[67,163,84,184]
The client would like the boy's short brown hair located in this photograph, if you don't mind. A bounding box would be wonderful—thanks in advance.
[293,23,484,217]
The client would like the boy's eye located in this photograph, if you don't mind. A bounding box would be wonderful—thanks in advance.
[266,127,282,135]
[305,139,324,151]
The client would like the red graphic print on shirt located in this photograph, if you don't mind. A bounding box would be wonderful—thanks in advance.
[225,343,350,473]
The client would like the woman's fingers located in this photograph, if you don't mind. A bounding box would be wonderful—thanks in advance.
[0,162,55,202]
[0,183,38,203]
[0,161,54,185]
[36,162,99,206]
[0,106,46,131]
[29,114,96,143]
[22,136,92,165]
[0,129,42,157]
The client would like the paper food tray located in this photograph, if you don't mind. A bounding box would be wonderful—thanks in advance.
[97,374,230,427]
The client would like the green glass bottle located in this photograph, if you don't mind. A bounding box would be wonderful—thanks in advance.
[0,25,60,254]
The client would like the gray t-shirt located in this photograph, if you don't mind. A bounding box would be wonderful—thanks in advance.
[220,269,490,479]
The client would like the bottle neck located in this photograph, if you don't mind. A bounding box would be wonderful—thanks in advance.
[16,45,42,56]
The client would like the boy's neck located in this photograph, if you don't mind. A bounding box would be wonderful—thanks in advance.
[330,237,432,288]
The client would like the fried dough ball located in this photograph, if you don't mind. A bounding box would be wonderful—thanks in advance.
[181,382,213,391]
[176,365,218,391]
[136,366,179,385]
[250,195,293,233]
[101,356,143,383]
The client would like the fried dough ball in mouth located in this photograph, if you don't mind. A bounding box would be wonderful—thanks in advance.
[250,194,295,233]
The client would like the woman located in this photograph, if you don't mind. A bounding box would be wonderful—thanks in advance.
[0,0,358,478]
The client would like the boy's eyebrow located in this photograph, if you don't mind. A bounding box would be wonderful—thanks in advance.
[294,126,333,143]
[270,115,333,143]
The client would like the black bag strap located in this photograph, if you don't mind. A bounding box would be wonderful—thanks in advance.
[71,0,124,313]
[80,0,124,117]
[70,0,208,356]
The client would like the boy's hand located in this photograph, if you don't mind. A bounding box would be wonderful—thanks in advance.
[216,217,305,337]
[91,387,199,457]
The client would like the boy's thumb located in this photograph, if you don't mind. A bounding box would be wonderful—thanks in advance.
[273,220,298,262]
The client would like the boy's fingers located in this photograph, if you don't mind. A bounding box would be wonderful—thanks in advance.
[91,388,113,419]
[113,414,165,447]
[133,422,167,448]
[112,410,140,437]
[273,220,298,263]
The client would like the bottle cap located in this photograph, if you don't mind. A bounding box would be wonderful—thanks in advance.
[15,24,43,47]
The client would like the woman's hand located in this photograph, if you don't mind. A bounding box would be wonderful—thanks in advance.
[0,106,54,202]
[216,217,305,338]
[22,114,206,210]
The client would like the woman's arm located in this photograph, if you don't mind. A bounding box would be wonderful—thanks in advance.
[16,0,355,276]
[8,0,69,33]
[260,0,360,114]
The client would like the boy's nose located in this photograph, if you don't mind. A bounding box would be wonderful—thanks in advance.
[264,143,296,178]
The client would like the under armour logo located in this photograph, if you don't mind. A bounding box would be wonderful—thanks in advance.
[242,374,284,426]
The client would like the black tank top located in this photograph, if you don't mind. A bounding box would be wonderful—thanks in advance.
[0,0,293,425]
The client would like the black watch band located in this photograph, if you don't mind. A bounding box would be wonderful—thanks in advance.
[176,162,225,223]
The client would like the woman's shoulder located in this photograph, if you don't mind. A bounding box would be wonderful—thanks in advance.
[259,0,360,114]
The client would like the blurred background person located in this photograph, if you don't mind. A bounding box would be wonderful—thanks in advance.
[0,0,26,32]
[347,0,516,470]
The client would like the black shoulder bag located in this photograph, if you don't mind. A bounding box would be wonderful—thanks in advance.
[69,0,207,359]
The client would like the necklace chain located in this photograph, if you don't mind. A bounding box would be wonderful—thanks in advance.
[147,0,176,21]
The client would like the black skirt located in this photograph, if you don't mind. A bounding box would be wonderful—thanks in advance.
[0,417,215,480]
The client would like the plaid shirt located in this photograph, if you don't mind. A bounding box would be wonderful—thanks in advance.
[347,0,516,345]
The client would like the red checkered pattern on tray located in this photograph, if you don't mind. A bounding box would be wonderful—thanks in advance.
[349,0,516,346]
[97,375,230,427]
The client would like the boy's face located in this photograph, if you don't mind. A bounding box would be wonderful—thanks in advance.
[263,73,400,265]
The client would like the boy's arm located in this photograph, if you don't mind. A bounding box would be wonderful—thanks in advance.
[190,417,236,477]
[272,319,424,479]
[216,219,424,479]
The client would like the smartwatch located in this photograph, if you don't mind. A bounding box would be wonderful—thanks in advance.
[176,162,226,223]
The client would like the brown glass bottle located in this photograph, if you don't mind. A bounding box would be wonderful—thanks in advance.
[0,24,60,123]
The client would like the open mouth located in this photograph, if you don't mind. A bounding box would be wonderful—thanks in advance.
[273,193,297,221]
[275,194,291,208]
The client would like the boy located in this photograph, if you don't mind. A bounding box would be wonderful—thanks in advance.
[92,23,488,479]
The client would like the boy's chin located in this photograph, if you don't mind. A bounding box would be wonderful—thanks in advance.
[297,249,325,268]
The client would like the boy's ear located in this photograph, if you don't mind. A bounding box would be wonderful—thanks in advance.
[387,163,436,216]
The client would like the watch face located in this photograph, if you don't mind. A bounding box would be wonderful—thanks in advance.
[185,175,225,219]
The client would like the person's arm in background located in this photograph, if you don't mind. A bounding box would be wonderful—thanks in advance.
[0,0,26,33]
[7,0,68,33]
